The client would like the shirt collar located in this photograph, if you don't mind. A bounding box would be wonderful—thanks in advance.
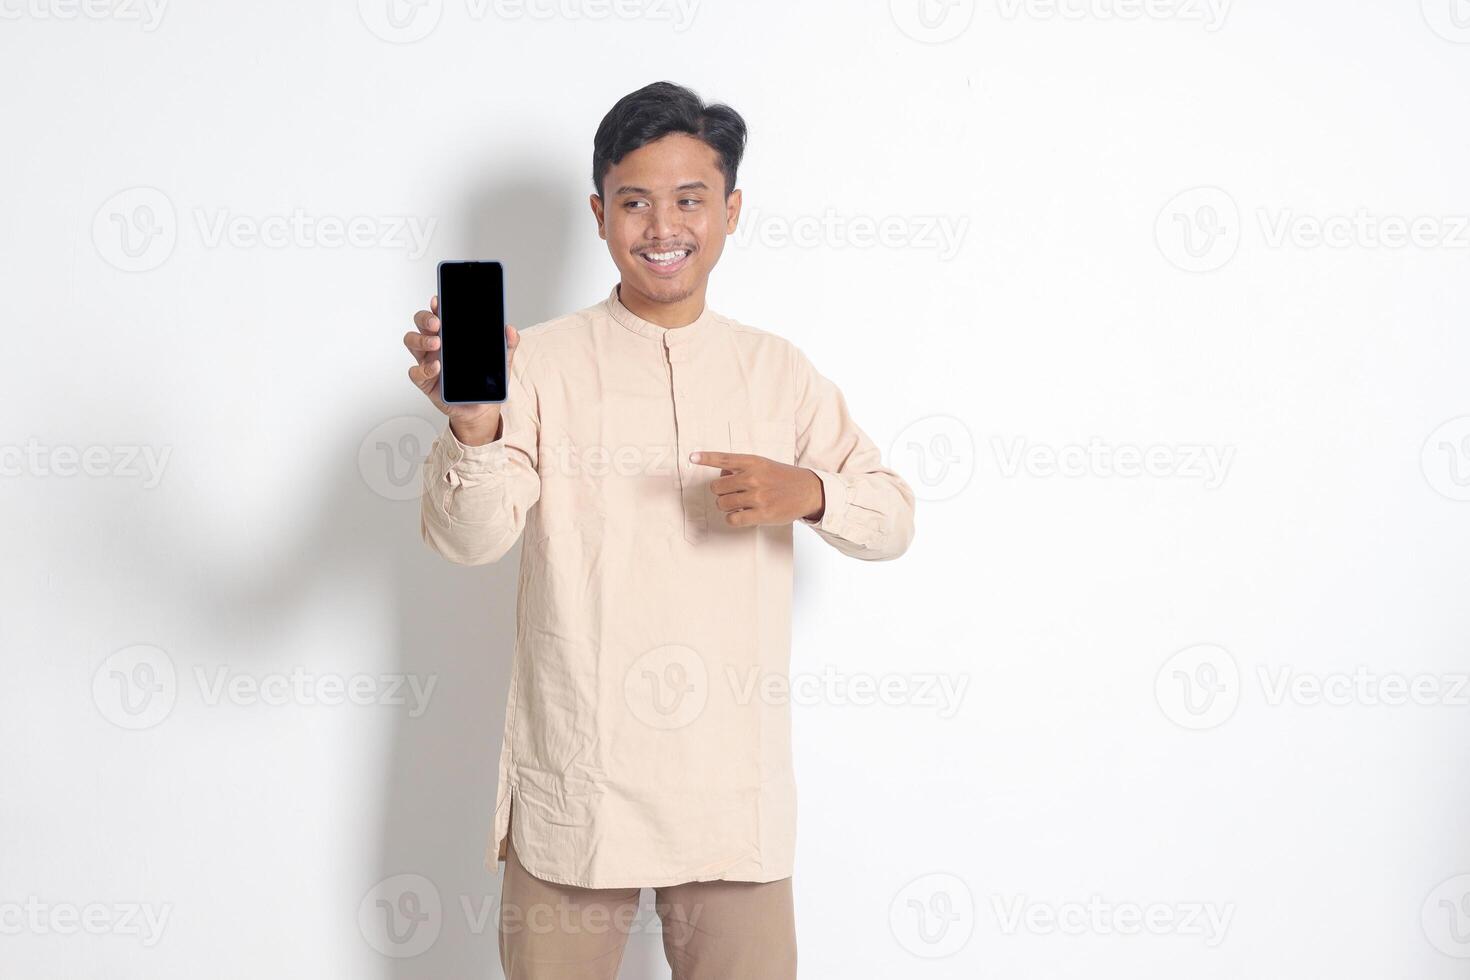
[605,283,715,345]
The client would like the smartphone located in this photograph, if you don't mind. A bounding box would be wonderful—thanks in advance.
[436,260,508,404]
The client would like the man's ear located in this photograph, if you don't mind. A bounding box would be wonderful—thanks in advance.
[589,193,606,240]
[725,188,742,234]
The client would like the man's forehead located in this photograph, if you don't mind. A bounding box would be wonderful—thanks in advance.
[609,137,722,184]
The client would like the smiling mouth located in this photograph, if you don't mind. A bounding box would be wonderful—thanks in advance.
[638,247,693,272]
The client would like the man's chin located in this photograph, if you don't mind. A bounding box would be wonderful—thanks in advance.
[629,269,699,305]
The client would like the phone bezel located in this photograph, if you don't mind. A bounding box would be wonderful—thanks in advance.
[436,259,509,406]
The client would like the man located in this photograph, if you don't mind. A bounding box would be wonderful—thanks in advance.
[402,81,915,979]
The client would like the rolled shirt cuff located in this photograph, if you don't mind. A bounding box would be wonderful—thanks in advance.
[440,418,509,478]
[799,467,850,535]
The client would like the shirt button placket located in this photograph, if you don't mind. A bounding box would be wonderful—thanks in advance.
[667,336,706,543]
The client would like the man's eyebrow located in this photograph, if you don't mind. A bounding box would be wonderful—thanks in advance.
[612,181,711,196]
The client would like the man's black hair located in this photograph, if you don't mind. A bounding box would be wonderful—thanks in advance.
[592,81,747,199]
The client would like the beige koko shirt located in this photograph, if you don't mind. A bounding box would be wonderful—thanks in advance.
[420,283,915,889]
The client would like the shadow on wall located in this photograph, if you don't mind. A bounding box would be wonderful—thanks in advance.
[134,172,571,976]
[63,169,674,976]
[159,172,649,977]
[75,169,677,979]
[373,174,674,980]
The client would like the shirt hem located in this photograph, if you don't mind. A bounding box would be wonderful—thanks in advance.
[508,857,795,890]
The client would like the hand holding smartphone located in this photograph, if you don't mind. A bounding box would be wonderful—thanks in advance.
[404,260,519,446]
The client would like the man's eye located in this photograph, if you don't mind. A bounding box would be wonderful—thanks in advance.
[624,201,648,210]
[680,199,701,208]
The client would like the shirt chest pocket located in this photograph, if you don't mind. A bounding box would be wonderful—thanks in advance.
[729,418,796,466]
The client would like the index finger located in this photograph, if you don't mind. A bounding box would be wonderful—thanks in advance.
[690,450,757,471]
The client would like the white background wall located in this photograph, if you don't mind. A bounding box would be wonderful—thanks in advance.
[3,1,1469,977]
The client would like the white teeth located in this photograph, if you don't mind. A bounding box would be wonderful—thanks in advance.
[645,250,688,263]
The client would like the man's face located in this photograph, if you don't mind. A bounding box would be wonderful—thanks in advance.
[591,132,742,307]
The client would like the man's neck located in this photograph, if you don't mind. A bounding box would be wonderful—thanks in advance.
[617,281,707,329]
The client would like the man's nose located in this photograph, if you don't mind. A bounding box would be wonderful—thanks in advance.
[647,202,683,240]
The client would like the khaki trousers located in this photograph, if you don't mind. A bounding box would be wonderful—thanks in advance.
[498,835,797,979]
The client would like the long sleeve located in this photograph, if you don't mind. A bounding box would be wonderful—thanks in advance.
[791,344,915,561]
[419,337,541,566]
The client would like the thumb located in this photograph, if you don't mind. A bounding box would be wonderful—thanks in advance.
[506,323,520,370]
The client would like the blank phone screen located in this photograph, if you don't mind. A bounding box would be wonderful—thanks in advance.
[438,261,507,404]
